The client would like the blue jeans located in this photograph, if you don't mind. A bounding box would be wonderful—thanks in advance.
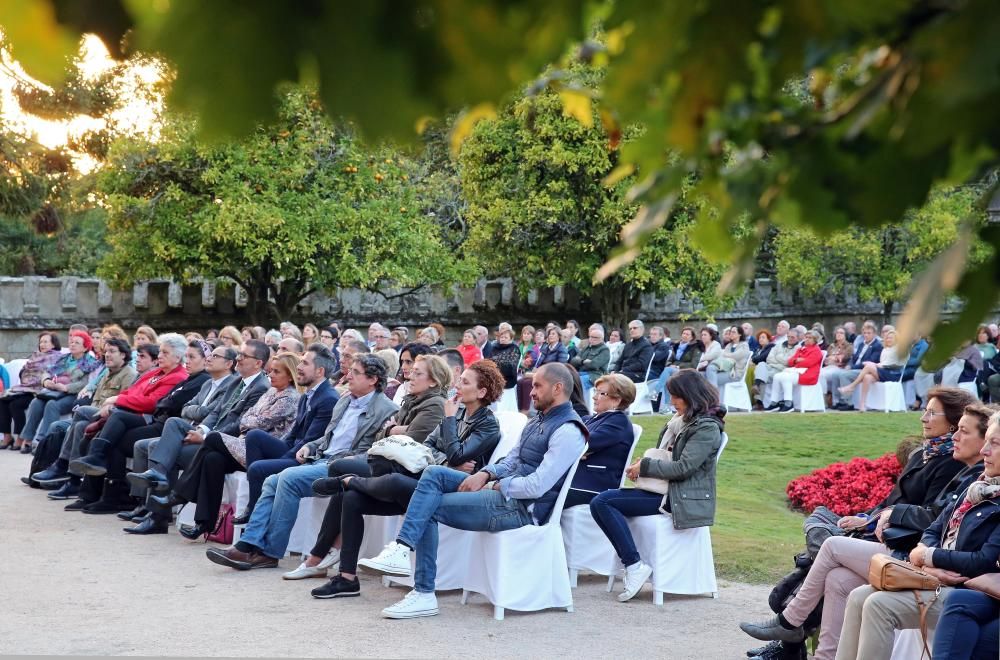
[589,488,665,567]
[22,394,76,442]
[931,589,1000,660]
[239,461,329,559]
[243,429,296,510]
[396,465,533,593]
[650,366,678,398]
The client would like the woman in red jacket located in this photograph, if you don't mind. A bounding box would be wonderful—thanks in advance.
[68,333,189,512]
[455,329,483,367]
[769,330,823,413]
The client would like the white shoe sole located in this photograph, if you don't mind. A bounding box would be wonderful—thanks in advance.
[357,558,411,577]
[382,606,439,619]
[618,566,653,602]
[282,568,329,580]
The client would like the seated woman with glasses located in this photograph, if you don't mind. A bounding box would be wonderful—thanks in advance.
[564,373,637,508]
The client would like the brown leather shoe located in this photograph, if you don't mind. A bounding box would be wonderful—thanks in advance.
[206,546,254,570]
[246,551,278,569]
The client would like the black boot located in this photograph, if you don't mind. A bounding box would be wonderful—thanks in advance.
[123,514,169,535]
[82,479,135,514]
[69,437,111,477]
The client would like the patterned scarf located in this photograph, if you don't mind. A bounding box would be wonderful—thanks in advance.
[923,433,954,463]
[944,473,1000,549]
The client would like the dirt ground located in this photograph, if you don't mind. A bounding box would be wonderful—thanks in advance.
[0,453,775,658]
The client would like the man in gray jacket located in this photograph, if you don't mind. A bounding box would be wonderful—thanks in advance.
[206,354,398,570]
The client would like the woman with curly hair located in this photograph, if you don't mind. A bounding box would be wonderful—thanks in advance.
[289,360,506,598]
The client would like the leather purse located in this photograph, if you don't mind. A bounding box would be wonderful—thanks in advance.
[868,554,941,591]
[880,526,922,552]
[634,448,671,495]
[966,573,1000,600]
[207,503,234,544]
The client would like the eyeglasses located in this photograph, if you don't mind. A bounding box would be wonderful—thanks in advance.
[922,410,948,418]
[237,352,259,361]
[593,390,613,398]
[207,353,229,360]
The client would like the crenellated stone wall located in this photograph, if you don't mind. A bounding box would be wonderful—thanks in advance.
[0,275,978,360]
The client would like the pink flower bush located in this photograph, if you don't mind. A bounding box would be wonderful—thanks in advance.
[786,453,902,516]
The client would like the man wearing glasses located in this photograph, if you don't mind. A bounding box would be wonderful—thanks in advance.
[207,354,398,570]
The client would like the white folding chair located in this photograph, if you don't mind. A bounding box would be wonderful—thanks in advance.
[958,376,980,400]
[495,387,518,412]
[384,410,530,590]
[5,358,26,389]
[563,423,643,587]
[178,472,247,530]
[860,366,907,412]
[608,432,728,604]
[720,355,753,412]
[460,451,584,620]
[793,351,826,412]
[629,358,656,415]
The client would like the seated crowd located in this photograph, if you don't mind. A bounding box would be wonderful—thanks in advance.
[1,319,998,655]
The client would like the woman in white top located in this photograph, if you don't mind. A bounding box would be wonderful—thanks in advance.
[606,328,625,372]
[696,327,723,374]
[837,330,905,411]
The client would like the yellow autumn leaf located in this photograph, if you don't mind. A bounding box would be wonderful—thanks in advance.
[449,103,497,158]
[559,89,594,128]
[602,163,635,187]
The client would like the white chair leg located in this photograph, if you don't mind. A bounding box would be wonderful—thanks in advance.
[606,575,615,592]
[460,590,469,605]
[566,604,574,613]
[569,569,578,588]
[654,590,664,606]
[711,591,719,599]
[493,605,504,621]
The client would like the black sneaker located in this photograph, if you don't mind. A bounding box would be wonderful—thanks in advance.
[64,498,93,511]
[778,403,795,413]
[48,481,80,500]
[764,402,782,412]
[311,475,354,497]
[311,575,361,599]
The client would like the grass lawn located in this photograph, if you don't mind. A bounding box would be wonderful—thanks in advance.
[628,411,920,585]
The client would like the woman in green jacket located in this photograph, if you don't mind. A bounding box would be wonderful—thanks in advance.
[590,369,725,603]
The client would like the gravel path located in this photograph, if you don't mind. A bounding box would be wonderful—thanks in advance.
[0,453,774,658]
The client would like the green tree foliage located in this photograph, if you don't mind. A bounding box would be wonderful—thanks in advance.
[459,61,735,329]
[773,186,988,323]
[97,89,473,323]
[7,1,1000,356]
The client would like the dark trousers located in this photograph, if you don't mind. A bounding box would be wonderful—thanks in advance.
[0,392,33,434]
[589,488,666,566]
[106,422,164,480]
[174,433,243,527]
[564,488,598,509]
[243,429,294,511]
[931,589,1000,660]
[309,457,378,559]
[515,376,534,411]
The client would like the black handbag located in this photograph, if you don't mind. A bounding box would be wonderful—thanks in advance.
[881,526,923,552]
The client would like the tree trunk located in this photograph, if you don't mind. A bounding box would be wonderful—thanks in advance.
[882,299,894,327]
[592,278,637,333]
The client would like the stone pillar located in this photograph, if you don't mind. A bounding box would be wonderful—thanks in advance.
[22,277,39,315]
[60,277,78,313]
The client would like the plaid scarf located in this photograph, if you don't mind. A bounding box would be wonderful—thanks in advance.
[944,474,1000,549]
[923,433,954,463]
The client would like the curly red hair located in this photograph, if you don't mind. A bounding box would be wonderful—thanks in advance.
[466,359,506,404]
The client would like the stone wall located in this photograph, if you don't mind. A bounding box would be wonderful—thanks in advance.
[0,275,977,360]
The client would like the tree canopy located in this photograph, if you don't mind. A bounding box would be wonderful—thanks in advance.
[97,89,473,323]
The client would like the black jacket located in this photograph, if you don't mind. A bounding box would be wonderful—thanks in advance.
[921,483,1000,577]
[751,343,774,365]
[889,462,985,532]
[871,450,965,515]
[618,337,654,383]
[152,370,211,424]
[423,405,501,472]
[571,410,634,494]
[203,371,271,437]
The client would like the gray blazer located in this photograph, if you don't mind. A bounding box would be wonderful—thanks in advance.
[201,371,270,436]
[303,391,398,461]
[181,374,238,424]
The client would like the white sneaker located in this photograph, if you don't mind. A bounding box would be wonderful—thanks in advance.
[382,590,439,619]
[618,561,653,602]
[282,550,340,579]
[317,549,340,570]
[357,541,412,577]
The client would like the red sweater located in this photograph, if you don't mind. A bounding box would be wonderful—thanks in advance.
[456,344,483,367]
[115,365,188,414]
[788,344,823,385]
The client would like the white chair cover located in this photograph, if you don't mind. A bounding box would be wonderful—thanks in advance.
[495,387,518,413]
[609,433,728,604]
[460,452,584,620]
[5,359,26,389]
[890,628,932,660]
[629,358,656,415]
[857,367,907,412]
[793,384,826,412]
[563,423,643,586]
[720,355,753,412]
[958,379,979,399]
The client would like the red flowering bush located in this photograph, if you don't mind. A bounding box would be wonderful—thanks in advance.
[786,453,903,516]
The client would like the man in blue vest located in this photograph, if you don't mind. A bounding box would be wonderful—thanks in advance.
[358,362,587,619]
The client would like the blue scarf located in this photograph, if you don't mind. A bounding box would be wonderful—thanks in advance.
[923,433,954,463]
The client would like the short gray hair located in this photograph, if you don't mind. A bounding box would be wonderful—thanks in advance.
[158,332,188,363]
[265,329,282,343]
[806,330,823,344]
